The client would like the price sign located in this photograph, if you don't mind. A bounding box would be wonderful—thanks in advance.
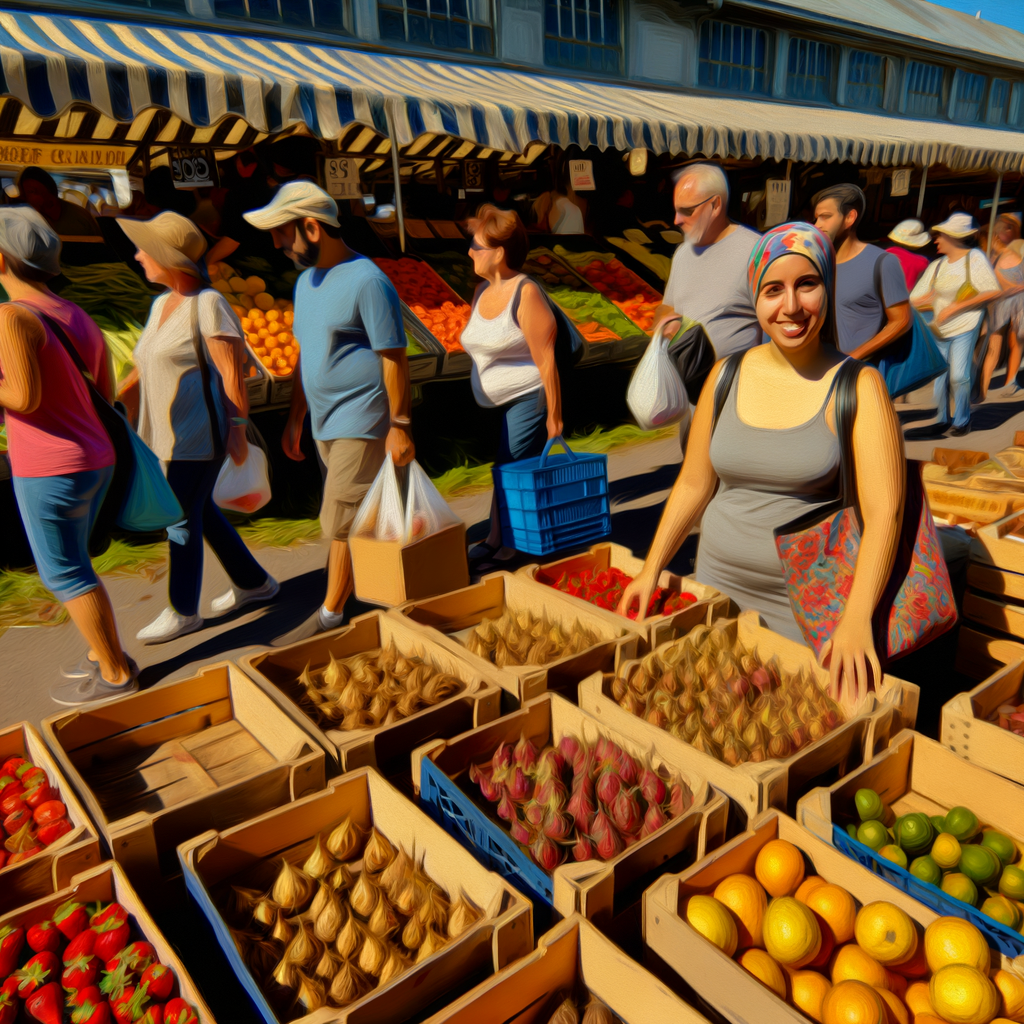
[463,160,485,192]
[569,159,596,191]
[171,149,216,189]
[891,168,912,197]
[323,157,361,199]
[764,179,791,228]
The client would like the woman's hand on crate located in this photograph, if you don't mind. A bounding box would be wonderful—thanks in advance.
[618,564,658,620]
[820,615,880,708]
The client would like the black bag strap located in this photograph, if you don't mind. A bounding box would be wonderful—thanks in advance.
[833,358,867,508]
[711,352,744,433]
[190,293,226,461]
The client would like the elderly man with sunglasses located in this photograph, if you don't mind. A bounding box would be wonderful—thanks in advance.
[654,163,761,358]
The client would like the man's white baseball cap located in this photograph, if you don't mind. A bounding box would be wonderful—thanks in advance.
[243,181,341,230]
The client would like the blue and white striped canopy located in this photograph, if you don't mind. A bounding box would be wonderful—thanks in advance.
[2,9,1024,170]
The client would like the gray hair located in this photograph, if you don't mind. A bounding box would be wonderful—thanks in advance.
[672,162,730,204]
[0,206,61,281]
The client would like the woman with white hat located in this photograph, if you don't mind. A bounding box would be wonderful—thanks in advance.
[979,212,1024,400]
[885,219,931,291]
[906,213,1001,439]
[116,211,277,643]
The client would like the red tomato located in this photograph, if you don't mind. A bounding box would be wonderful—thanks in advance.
[33,801,66,827]
[24,785,57,811]
[3,809,30,835]
[0,795,25,817]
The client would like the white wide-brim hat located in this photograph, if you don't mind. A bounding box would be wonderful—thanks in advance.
[244,180,340,231]
[931,212,980,239]
[888,219,930,248]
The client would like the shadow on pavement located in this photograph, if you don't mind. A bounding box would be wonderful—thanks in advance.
[971,398,1024,432]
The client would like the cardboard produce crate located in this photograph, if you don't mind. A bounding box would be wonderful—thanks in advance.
[238,610,502,777]
[643,809,1018,1024]
[0,861,214,1020]
[423,913,712,1024]
[943,626,1024,785]
[412,692,728,926]
[178,768,532,1024]
[350,521,469,607]
[577,612,918,827]
[395,570,641,707]
[0,722,101,914]
[520,541,726,652]
[797,728,1024,958]
[42,662,326,895]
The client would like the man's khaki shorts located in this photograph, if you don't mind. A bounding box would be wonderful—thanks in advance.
[316,436,388,541]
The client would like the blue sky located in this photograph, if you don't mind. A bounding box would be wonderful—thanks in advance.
[929,0,1024,31]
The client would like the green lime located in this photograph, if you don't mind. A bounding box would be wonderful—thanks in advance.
[959,844,1002,887]
[895,813,935,856]
[944,806,981,843]
[931,815,947,833]
[932,833,962,871]
[941,872,979,906]
[1000,864,1024,901]
[855,788,885,822]
[847,823,859,839]
[980,830,1018,867]
[857,820,889,852]
[910,855,942,886]
[980,894,1022,929]
[879,844,908,869]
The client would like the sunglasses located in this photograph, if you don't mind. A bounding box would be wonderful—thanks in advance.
[675,195,716,218]
[469,240,495,252]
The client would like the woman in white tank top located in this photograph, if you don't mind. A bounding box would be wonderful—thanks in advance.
[461,205,563,568]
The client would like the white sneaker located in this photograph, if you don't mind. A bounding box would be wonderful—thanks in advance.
[137,607,204,644]
[210,576,280,616]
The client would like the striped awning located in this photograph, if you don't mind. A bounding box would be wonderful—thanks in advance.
[3,9,1024,171]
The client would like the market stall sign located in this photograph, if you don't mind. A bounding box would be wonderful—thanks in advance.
[171,149,216,189]
[628,148,648,177]
[0,142,133,170]
[323,156,361,198]
[463,159,484,192]
[764,178,791,228]
[891,168,912,197]
[570,160,596,191]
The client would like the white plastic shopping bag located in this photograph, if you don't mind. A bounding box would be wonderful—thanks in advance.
[626,321,691,431]
[351,455,404,541]
[213,445,271,514]
[404,460,461,543]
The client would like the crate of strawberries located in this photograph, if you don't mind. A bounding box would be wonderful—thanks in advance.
[0,860,211,1023]
[0,724,100,915]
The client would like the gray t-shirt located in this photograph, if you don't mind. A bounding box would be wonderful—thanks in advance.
[662,224,761,358]
[835,245,909,355]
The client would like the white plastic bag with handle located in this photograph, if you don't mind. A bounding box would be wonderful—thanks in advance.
[626,321,691,431]
[403,460,461,543]
[351,455,405,541]
[213,445,271,514]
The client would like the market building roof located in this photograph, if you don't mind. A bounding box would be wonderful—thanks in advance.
[2,9,1024,170]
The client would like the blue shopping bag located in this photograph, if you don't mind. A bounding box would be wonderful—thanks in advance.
[115,418,183,533]
[874,309,948,399]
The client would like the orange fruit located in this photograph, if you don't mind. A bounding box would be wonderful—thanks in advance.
[797,876,830,903]
[889,940,929,980]
[738,948,787,999]
[755,839,806,898]
[763,897,822,968]
[904,979,934,1019]
[808,885,859,945]
[792,970,832,1022]
[876,987,909,1024]
[822,979,887,1024]
[855,903,918,966]
[993,969,1024,1021]
[832,944,889,990]
[808,910,837,969]
[713,874,768,949]
[685,895,738,956]
[923,917,991,974]
[929,964,1000,1024]
[885,971,907,1000]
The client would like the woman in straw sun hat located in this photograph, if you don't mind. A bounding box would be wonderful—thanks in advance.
[886,219,931,291]
[117,211,277,644]
[980,211,1024,399]
[906,212,1002,439]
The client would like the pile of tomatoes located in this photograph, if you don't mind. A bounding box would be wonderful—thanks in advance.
[544,566,698,620]
[374,259,471,353]
[577,258,663,333]
[0,758,73,870]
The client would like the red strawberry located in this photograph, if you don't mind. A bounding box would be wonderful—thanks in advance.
[162,1000,198,1024]
[139,964,173,1002]
[0,926,24,976]
[69,985,111,1024]
[138,1007,164,1024]
[14,950,60,997]
[100,962,133,1003]
[37,819,72,846]
[111,984,149,1024]
[56,901,90,941]
[16,766,45,788]
[0,759,26,778]
[24,981,62,1024]
[32,802,65,828]
[26,921,61,955]
[0,795,25,818]
[64,929,97,963]
[91,905,128,929]
[0,989,15,1024]
[23,786,58,812]
[63,953,100,992]
[93,917,131,962]
[113,943,156,980]
[3,809,30,836]
[0,779,23,804]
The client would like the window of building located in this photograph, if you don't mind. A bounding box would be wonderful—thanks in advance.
[786,37,834,103]
[988,78,1011,124]
[845,50,885,109]
[543,0,621,74]
[698,20,769,95]
[377,0,492,53]
[952,70,986,122]
[905,60,946,118]
[214,0,348,29]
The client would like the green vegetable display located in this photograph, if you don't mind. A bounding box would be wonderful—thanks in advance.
[429,251,479,302]
[546,285,642,340]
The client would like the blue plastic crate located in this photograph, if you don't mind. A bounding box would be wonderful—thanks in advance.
[502,473,608,512]
[498,513,613,557]
[832,825,1024,958]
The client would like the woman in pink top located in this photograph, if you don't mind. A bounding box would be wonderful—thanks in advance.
[0,207,135,705]
[886,219,932,290]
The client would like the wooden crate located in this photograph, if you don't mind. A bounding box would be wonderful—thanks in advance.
[643,810,1017,1024]
[0,722,101,914]
[797,729,1024,958]
[423,913,711,1024]
[925,479,1024,524]
[0,861,214,1020]
[970,507,1024,573]
[178,767,532,1024]
[412,692,728,927]
[518,541,727,652]
[943,626,1024,785]
[238,610,502,777]
[577,612,918,828]
[394,570,641,707]
[42,662,326,896]
[962,588,1024,639]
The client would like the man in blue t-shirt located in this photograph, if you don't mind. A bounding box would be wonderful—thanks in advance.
[245,182,414,643]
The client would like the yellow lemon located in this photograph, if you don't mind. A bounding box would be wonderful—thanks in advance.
[932,833,963,871]
[714,874,768,949]
[808,884,860,945]
[993,969,1024,1022]
[832,943,890,989]
[876,987,909,1024]
[791,970,833,1022]
[685,895,738,956]
[822,979,887,1024]
[905,979,935,1019]
[929,964,1000,1024]
[855,903,919,966]
[924,917,991,974]
[797,875,830,903]
[755,839,807,898]
[764,896,822,967]
[738,948,787,999]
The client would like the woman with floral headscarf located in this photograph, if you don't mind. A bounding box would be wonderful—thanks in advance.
[619,222,906,705]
